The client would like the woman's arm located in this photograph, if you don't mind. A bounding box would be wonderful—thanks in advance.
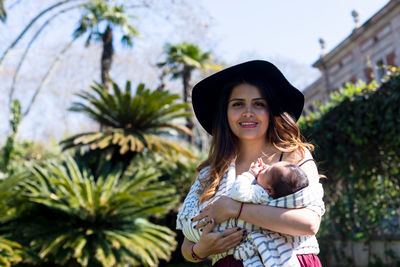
[192,195,320,236]
[240,203,320,235]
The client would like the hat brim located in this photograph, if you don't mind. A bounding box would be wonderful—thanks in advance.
[192,60,304,135]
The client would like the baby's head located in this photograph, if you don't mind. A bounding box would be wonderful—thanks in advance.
[257,161,309,199]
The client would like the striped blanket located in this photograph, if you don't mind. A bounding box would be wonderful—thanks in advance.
[230,172,325,267]
[176,164,325,266]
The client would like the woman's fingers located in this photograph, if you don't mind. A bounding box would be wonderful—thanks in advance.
[191,213,206,223]
[221,227,242,237]
[219,228,246,251]
[219,228,246,244]
[224,236,244,251]
[194,220,207,229]
[192,204,211,223]
[194,217,211,229]
[201,218,215,234]
[193,196,238,225]
[196,226,246,255]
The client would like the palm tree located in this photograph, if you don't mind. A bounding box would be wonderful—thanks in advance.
[4,157,178,266]
[1,0,138,124]
[73,0,139,89]
[158,42,220,142]
[0,0,6,22]
[60,80,193,176]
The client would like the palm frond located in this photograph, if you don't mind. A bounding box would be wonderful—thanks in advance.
[0,237,24,266]
[61,80,194,164]
[73,0,138,47]
[6,157,177,266]
[159,42,221,79]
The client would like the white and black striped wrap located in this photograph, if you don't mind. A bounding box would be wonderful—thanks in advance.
[176,164,325,266]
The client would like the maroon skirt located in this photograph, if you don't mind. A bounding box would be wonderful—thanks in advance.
[213,254,322,267]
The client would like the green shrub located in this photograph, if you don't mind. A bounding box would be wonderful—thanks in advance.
[299,69,400,241]
[2,157,178,266]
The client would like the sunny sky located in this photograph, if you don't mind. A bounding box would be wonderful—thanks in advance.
[200,0,390,66]
[0,0,393,140]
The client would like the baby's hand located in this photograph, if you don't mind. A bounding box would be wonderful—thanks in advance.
[248,163,258,177]
[248,158,264,177]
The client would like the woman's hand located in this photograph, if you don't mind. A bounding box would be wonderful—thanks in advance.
[192,195,241,228]
[192,218,246,258]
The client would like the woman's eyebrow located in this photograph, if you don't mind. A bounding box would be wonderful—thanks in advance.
[228,98,244,102]
[228,97,265,102]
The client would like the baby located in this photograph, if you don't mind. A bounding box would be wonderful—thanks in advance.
[230,158,309,204]
[229,159,311,267]
[249,159,309,199]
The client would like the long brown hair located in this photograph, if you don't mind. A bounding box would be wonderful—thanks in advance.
[196,80,313,204]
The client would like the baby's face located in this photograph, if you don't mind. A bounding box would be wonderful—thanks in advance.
[257,161,291,195]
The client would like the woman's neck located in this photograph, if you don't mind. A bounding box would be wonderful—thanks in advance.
[235,140,275,172]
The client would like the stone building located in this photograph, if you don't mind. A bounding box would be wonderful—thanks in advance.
[303,0,400,113]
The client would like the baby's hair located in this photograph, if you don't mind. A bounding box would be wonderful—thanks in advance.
[270,164,309,198]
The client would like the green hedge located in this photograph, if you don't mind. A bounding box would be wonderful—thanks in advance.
[299,68,400,242]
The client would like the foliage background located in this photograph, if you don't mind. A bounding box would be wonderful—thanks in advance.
[299,68,400,265]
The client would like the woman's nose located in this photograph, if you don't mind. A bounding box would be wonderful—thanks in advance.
[242,105,254,117]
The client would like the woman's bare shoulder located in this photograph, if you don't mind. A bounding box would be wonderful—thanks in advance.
[285,148,320,184]
[284,147,311,163]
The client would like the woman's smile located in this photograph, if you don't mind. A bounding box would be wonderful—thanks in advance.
[239,121,258,128]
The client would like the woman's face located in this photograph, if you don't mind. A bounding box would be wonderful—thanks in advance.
[227,83,270,144]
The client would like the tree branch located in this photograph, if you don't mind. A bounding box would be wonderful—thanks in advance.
[0,0,83,65]
[22,38,76,119]
[8,0,23,9]
[8,4,84,109]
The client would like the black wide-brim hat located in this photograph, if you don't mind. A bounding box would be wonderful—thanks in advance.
[192,60,304,135]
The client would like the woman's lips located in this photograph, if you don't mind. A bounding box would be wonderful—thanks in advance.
[239,121,258,128]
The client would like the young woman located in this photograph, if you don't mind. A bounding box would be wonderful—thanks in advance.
[176,60,324,266]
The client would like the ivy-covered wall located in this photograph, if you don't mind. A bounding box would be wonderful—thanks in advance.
[299,68,400,265]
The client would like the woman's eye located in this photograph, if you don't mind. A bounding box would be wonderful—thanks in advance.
[254,102,266,107]
[231,102,243,107]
